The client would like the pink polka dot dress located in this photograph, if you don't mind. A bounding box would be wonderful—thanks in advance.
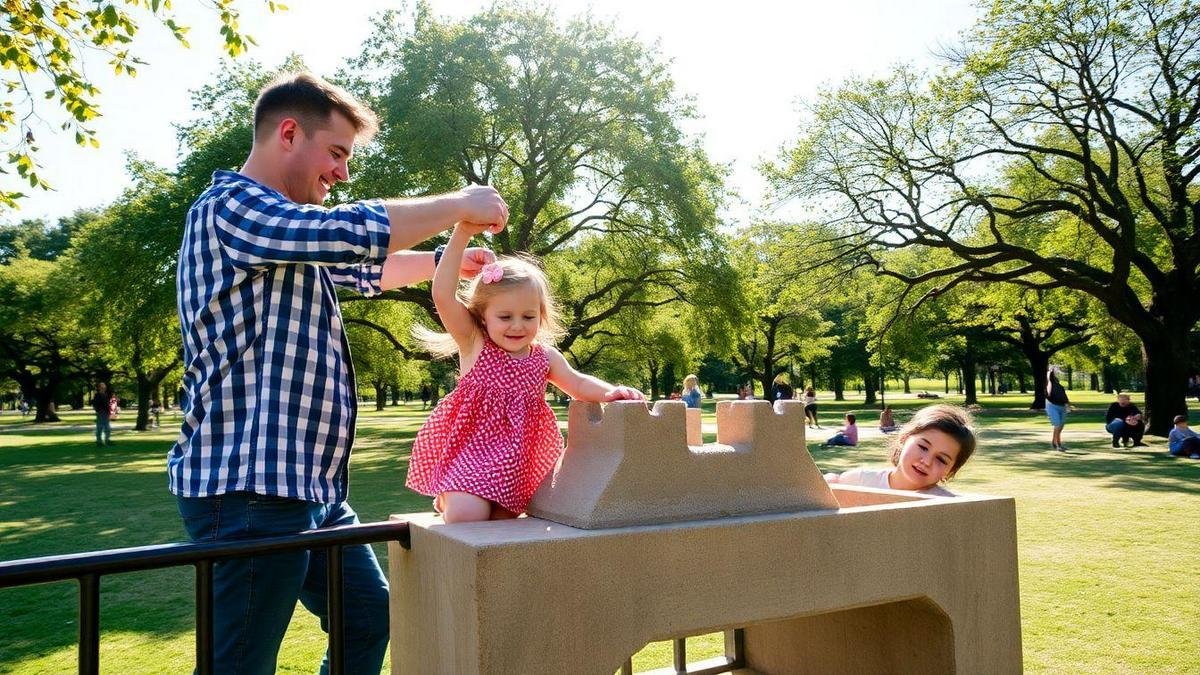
[405,338,564,514]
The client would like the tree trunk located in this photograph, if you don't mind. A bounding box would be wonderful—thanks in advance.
[961,340,977,406]
[1018,371,1027,393]
[942,370,950,394]
[135,373,152,431]
[862,369,877,405]
[832,373,845,401]
[391,385,401,406]
[1141,332,1191,436]
[902,374,911,394]
[374,382,386,411]
[1089,373,1099,391]
[1101,363,1116,394]
[647,360,661,400]
[1027,351,1050,411]
[1065,366,1074,390]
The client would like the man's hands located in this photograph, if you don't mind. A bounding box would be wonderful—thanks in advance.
[457,185,508,234]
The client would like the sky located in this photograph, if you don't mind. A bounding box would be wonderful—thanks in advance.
[6,0,981,227]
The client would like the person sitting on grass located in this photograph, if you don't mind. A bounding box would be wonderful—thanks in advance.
[879,406,898,433]
[822,413,858,447]
[824,404,976,496]
[1167,414,1200,459]
[1104,393,1146,448]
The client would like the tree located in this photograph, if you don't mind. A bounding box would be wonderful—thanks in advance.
[728,225,833,398]
[69,160,184,430]
[768,0,1200,434]
[346,4,736,356]
[0,0,279,208]
[0,256,100,421]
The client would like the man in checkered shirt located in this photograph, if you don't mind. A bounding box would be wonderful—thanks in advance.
[172,72,508,674]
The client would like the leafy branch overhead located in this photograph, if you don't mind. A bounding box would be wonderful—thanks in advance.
[0,0,283,209]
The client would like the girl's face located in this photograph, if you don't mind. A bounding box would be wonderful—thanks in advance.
[892,428,961,490]
[481,284,543,356]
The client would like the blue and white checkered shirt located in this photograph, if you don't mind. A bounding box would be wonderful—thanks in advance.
[169,170,391,503]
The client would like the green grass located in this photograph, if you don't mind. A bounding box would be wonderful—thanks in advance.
[1,390,1197,673]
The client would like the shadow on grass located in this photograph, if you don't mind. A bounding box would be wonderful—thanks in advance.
[0,417,430,666]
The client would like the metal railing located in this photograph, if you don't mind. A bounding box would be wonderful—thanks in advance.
[0,520,411,675]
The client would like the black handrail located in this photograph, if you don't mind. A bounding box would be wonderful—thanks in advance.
[0,520,411,675]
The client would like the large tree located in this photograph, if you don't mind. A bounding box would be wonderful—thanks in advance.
[346,4,736,357]
[69,160,184,430]
[768,0,1200,434]
[729,225,833,399]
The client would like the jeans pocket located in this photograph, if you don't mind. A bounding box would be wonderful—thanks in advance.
[177,495,222,542]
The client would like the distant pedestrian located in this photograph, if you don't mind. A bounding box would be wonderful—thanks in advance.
[91,382,114,447]
[802,387,820,428]
[1045,368,1070,451]
[421,384,432,410]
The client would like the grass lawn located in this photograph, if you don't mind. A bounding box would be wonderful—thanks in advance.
[1,390,1197,673]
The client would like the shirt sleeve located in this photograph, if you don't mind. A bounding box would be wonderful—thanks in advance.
[213,186,390,268]
[327,262,386,297]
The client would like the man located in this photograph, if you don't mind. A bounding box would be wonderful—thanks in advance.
[1104,393,1146,448]
[170,72,508,674]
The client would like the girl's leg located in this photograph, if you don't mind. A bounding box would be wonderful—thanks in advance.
[439,491,493,523]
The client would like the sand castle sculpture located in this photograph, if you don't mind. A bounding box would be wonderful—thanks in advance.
[389,400,1023,674]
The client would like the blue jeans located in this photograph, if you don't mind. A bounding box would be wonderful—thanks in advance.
[825,433,855,446]
[177,492,389,675]
[95,414,111,445]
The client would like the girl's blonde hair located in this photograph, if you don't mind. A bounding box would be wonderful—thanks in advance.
[888,404,977,479]
[414,254,565,359]
[683,374,699,390]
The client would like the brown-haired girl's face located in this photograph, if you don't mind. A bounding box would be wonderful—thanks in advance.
[892,428,961,489]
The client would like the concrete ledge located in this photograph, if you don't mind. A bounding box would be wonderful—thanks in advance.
[390,490,1022,674]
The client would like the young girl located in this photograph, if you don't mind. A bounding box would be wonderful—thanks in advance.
[803,387,819,428]
[407,223,644,523]
[822,413,858,446]
[825,404,976,496]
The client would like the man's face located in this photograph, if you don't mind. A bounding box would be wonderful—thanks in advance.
[280,111,358,204]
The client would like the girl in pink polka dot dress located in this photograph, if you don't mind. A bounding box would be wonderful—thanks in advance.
[408,223,645,523]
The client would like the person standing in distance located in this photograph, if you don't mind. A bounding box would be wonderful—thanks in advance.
[170,72,508,675]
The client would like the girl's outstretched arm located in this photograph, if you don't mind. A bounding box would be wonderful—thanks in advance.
[546,347,644,402]
[432,225,484,350]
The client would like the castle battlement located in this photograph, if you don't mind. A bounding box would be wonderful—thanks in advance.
[526,399,839,529]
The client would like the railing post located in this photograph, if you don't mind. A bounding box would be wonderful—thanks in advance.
[673,637,687,673]
[195,560,214,675]
[78,573,100,675]
[327,544,345,675]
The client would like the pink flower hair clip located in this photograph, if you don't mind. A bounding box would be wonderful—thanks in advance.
[479,263,504,284]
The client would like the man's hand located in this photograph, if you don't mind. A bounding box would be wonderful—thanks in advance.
[460,247,496,279]
[457,185,508,234]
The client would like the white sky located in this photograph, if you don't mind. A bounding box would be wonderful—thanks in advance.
[6,0,980,226]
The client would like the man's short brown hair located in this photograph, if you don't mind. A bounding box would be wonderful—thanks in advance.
[253,72,379,142]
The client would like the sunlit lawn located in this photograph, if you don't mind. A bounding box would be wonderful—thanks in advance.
[0,390,1197,673]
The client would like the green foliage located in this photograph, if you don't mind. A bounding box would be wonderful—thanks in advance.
[766,0,1200,431]
[0,0,281,209]
[347,3,737,355]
